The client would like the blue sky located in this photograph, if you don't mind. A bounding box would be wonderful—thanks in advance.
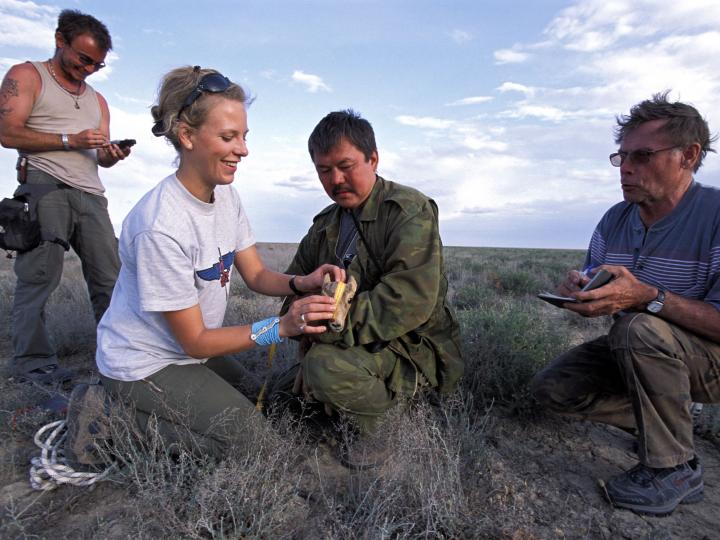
[2,0,719,248]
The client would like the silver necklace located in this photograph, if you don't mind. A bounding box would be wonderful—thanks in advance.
[46,60,81,109]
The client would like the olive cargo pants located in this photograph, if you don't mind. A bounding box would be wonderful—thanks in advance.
[531,313,720,468]
[100,357,260,459]
[11,169,119,375]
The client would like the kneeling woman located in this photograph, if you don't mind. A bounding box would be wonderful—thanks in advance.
[96,66,342,457]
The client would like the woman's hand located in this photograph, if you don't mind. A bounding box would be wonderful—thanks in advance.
[294,264,346,293]
[279,294,337,337]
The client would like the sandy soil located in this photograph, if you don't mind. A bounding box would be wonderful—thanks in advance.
[2,374,718,539]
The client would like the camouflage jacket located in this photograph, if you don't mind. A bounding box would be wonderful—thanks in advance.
[283,176,463,394]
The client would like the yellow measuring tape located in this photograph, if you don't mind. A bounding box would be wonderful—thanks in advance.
[256,280,346,412]
[332,281,346,318]
[255,342,276,412]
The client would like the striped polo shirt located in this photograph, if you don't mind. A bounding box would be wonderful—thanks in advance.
[584,181,720,310]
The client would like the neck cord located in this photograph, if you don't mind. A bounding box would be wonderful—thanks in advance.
[46,60,81,110]
[348,209,383,274]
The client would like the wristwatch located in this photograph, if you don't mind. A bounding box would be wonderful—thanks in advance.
[61,133,70,151]
[646,288,666,314]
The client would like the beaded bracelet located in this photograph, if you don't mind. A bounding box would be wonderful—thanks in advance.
[250,317,283,346]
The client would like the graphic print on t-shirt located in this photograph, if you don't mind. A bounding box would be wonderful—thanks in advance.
[196,249,235,287]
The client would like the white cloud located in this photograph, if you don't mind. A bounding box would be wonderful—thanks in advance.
[580,32,720,111]
[498,104,569,122]
[0,56,22,71]
[544,0,720,52]
[112,92,151,107]
[445,96,493,107]
[497,82,536,97]
[0,0,57,49]
[86,50,118,83]
[461,135,508,152]
[291,70,331,93]
[421,0,720,246]
[100,105,179,231]
[544,0,645,52]
[449,29,472,44]
[396,115,456,130]
[494,48,529,64]
[275,175,320,193]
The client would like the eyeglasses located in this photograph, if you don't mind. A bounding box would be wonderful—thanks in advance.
[67,45,106,70]
[176,71,232,119]
[609,145,680,167]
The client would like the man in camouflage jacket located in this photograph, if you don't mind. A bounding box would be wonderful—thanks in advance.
[280,110,462,433]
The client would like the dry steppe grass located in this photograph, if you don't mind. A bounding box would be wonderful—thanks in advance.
[1,244,719,539]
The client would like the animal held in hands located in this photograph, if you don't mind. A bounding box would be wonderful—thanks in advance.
[321,274,357,332]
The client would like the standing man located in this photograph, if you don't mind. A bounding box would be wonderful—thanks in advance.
[278,110,463,464]
[531,93,719,516]
[0,10,131,384]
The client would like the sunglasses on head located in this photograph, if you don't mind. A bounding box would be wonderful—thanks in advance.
[152,68,232,136]
[177,70,232,119]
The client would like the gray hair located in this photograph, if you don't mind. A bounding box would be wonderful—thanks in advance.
[615,91,716,172]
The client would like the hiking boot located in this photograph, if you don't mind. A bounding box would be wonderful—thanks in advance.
[605,458,704,516]
[64,383,114,468]
[12,365,73,385]
[338,433,390,471]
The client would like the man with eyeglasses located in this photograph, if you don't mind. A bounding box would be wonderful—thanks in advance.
[274,110,463,469]
[531,92,720,516]
[0,10,130,385]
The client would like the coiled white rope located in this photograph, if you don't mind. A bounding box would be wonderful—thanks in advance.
[30,419,115,491]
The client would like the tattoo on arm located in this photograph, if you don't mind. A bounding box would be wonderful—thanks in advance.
[0,78,19,118]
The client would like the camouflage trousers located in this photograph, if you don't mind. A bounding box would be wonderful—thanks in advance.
[531,313,720,468]
[274,343,413,433]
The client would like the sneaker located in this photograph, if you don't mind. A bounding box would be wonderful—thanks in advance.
[605,459,704,516]
[12,365,73,385]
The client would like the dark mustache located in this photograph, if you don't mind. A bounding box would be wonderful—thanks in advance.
[332,185,354,195]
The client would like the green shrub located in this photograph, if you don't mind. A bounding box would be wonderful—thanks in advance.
[458,298,571,414]
[491,268,546,296]
[453,283,494,310]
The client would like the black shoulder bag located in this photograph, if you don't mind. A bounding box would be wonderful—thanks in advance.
[0,183,70,256]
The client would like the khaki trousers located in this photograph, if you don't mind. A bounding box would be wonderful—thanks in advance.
[531,313,720,468]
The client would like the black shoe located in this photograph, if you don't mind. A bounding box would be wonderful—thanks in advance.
[604,459,703,516]
[12,365,73,385]
[338,433,390,471]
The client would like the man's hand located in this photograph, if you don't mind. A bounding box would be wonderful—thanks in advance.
[555,269,589,297]
[294,264,346,293]
[564,265,656,317]
[71,128,108,149]
[98,140,131,167]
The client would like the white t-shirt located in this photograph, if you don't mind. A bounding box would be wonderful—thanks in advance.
[96,174,255,381]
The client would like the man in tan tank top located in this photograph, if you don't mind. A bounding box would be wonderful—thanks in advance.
[0,9,131,384]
